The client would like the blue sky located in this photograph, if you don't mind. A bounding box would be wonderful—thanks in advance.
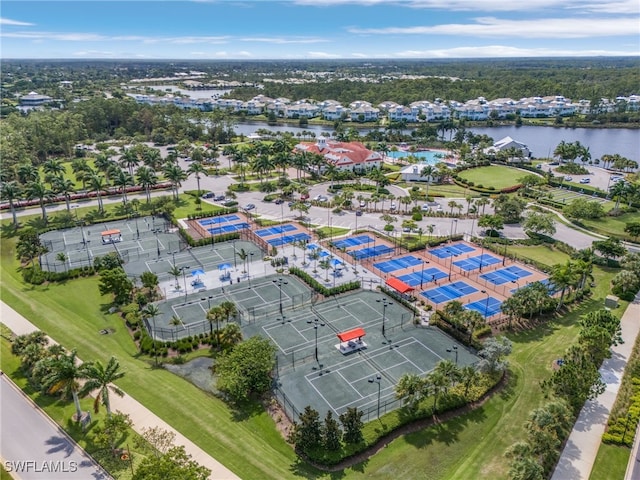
[1,0,639,59]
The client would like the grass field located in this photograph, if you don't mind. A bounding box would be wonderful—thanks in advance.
[579,212,638,241]
[590,444,630,480]
[507,244,571,268]
[457,166,531,190]
[0,229,629,479]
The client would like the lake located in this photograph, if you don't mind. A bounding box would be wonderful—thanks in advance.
[231,121,638,162]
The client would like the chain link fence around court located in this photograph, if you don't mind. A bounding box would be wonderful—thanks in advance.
[237,291,314,324]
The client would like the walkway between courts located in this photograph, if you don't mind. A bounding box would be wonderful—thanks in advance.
[552,293,640,480]
[0,301,240,480]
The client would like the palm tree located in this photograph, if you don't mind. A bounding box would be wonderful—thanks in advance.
[41,349,89,421]
[420,165,435,199]
[120,148,140,175]
[79,357,125,418]
[232,148,250,185]
[395,373,425,410]
[52,176,75,212]
[143,148,163,170]
[136,166,158,203]
[94,153,116,184]
[114,169,134,205]
[434,359,460,392]
[163,163,187,200]
[42,159,65,185]
[187,161,208,194]
[427,370,449,412]
[609,180,629,210]
[17,163,39,185]
[88,173,107,213]
[550,261,578,309]
[26,180,53,223]
[219,300,238,324]
[141,304,161,366]
[56,252,68,271]
[475,197,491,215]
[168,265,181,290]
[448,200,458,214]
[219,323,243,349]
[206,305,222,340]
[1,181,22,226]
[459,365,479,398]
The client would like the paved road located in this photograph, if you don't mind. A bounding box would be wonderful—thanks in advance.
[0,373,112,480]
[0,302,241,480]
[551,293,640,480]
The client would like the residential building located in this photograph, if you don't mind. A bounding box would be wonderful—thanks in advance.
[294,136,383,172]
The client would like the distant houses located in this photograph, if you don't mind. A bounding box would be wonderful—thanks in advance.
[126,90,639,124]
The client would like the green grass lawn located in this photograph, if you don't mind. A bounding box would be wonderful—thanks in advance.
[457,166,531,190]
[0,236,315,480]
[507,244,571,268]
[0,229,629,479]
[579,213,639,242]
[589,443,630,480]
[404,183,472,198]
[316,226,350,238]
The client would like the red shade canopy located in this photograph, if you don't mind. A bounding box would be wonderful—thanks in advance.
[101,229,121,236]
[337,327,366,343]
[386,277,414,294]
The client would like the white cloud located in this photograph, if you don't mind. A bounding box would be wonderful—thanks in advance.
[294,0,640,13]
[395,45,639,57]
[0,17,35,26]
[350,17,640,38]
[307,51,343,58]
[238,36,328,44]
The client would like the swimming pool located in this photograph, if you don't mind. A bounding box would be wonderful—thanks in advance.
[386,150,443,165]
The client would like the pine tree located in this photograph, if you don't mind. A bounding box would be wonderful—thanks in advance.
[339,407,364,444]
[321,411,342,451]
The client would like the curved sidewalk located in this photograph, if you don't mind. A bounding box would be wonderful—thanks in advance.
[552,293,640,480]
[0,301,240,480]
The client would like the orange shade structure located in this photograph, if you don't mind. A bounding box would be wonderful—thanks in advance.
[337,327,366,343]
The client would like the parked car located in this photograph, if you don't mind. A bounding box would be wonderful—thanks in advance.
[355,210,363,216]
[274,198,284,204]
[213,195,225,201]
[360,200,366,208]
[579,178,591,184]
[402,226,411,233]
[300,193,310,200]
[564,176,573,181]
[201,191,215,199]
[244,203,256,211]
[421,204,430,211]
[390,202,397,210]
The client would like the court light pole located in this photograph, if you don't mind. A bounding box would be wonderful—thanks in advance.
[376,297,393,337]
[169,250,178,268]
[481,290,491,319]
[180,266,191,301]
[247,252,255,288]
[446,345,459,365]
[368,374,382,419]
[447,250,458,281]
[307,318,325,364]
[449,218,457,239]
[273,277,288,315]
[420,260,430,289]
